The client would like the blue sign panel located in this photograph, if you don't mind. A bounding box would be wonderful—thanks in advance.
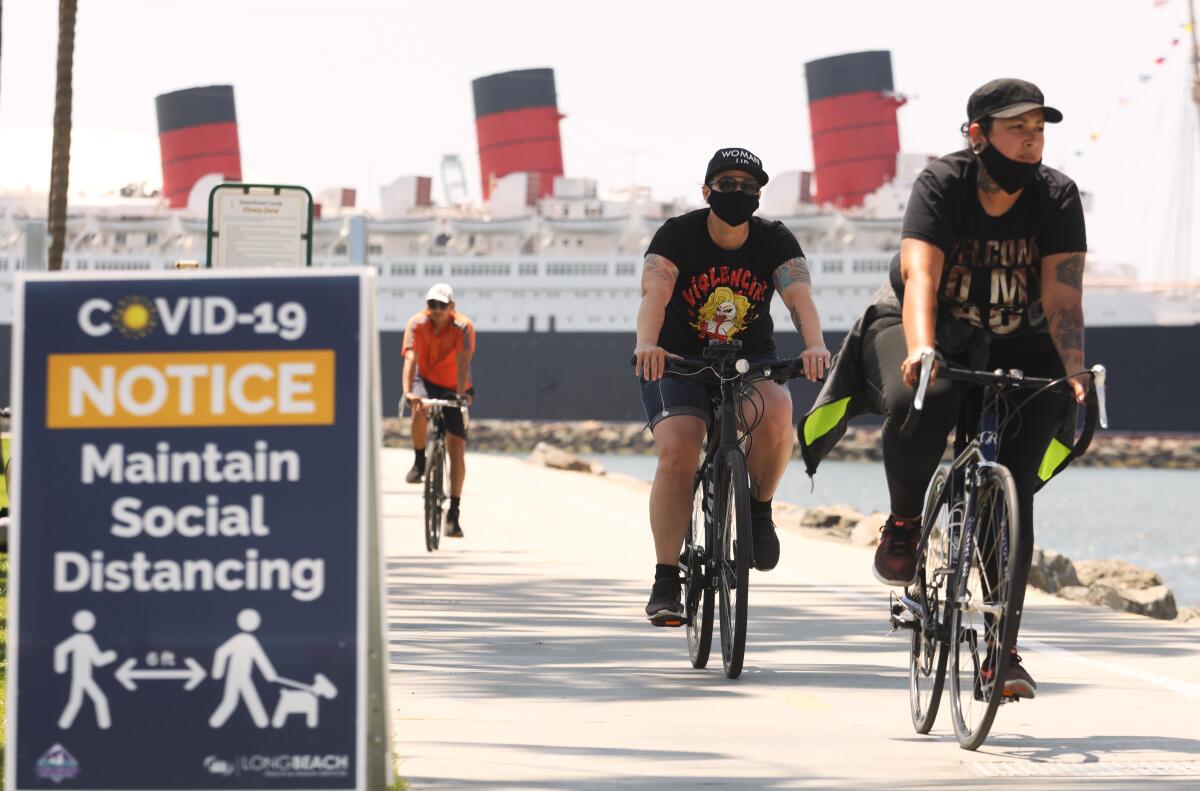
[7,270,371,790]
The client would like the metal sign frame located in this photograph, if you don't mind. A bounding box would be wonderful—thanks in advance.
[206,183,314,268]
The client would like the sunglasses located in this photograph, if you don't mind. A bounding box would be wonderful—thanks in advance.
[709,176,761,194]
[426,300,449,310]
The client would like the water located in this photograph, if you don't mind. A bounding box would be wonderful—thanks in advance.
[588,454,1200,609]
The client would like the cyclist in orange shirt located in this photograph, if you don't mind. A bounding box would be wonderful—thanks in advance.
[402,283,475,538]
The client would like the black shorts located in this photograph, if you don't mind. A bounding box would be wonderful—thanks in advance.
[639,354,776,430]
[412,378,473,439]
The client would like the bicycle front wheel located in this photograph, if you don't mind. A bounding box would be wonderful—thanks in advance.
[949,463,1020,750]
[909,466,953,734]
[716,449,751,679]
[423,439,445,552]
[685,472,715,669]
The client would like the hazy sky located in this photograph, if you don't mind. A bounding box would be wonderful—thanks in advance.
[0,0,1193,214]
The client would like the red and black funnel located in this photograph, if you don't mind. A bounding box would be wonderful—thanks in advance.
[472,68,564,200]
[805,51,904,208]
[155,85,243,208]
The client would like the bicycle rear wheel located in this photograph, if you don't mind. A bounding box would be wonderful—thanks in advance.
[909,466,953,734]
[423,438,445,552]
[949,464,1020,750]
[685,473,714,668]
[716,449,751,679]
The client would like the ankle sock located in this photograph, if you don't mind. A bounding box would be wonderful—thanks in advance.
[654,563,680,583]
[414,448,426,465]
[449,496,461,513]
[750,497,772,517]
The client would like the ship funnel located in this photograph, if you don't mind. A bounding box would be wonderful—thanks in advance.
[804,51,903,208]
[155,85,242,209]
[472,68,564,201]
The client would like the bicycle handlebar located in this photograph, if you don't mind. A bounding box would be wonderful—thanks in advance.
[900,351,1109,461]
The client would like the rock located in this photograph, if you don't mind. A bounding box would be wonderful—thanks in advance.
[529,442,605,475]
[798,505,863,538]
[1028,545,1080,594]
[1074,559,1163,591]
[1085,583,1178,621]
[851,512,888,547]
[1056,585,1091,602]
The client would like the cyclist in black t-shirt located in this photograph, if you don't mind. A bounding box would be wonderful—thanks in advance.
[634,147,831,626]
[799,79,1089,697]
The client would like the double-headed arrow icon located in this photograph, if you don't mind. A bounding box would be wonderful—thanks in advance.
[115,657,206,691]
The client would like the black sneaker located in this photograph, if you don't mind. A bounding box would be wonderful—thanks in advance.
[751,512,780,571]
[405,460,424,484]
[873,516,920,586]
[1003,650,1037,699]
[644,578,683,627]
[444,510,464,538]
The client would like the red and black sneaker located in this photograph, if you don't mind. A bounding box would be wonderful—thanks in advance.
[1003,649,1037,699]
[644,578,684,627]
[872,516,921,586]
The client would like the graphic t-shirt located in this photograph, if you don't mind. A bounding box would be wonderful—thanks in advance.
[647,209,803,356]
[898,149,1087,336]
[402,310,475,390]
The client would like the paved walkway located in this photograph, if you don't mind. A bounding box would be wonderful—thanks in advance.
[384,451,1200,790]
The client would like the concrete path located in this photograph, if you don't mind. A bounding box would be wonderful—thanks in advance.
[384,451,1200,790]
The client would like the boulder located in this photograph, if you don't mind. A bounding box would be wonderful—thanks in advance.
[851,512,889,547]
[1074,559,1163,591]
[1176,608,1200,625]
[1028,545,1081,594]
[1085,583,1178,621]
[798,505,863,538]
[1056,585,1091,603]
[529,442,605,475]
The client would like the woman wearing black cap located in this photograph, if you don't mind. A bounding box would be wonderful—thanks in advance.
[799,79,1088,698]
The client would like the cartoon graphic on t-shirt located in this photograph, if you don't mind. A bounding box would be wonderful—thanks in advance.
[693,286,752,341]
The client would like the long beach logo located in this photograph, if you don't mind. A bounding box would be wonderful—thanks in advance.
[204,755,237,777]
[36,743,81,783]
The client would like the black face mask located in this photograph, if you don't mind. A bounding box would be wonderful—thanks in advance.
[977,141,1040,194]
[707,189,759,226]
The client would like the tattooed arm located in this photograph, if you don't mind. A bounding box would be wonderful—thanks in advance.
[633,253,680,381]
[1041,251,1087,403]
[773,256,829,381]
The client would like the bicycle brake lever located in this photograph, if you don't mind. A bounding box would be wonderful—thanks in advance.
[1091,364,1108,430]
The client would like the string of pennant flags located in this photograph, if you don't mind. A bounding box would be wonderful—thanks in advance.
[1074,4,1196,157]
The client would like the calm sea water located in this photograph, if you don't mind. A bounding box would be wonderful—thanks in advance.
[586,454,1200,609]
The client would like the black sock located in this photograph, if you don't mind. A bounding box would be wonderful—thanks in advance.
[414,448,426,465]
[655,563,680,583]
[750,497,772,516]
[449,496,461,513]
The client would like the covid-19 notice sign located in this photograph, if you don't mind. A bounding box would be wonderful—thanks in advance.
[6,269,374,790]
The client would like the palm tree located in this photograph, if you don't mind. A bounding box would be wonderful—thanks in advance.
[47,0,78,271]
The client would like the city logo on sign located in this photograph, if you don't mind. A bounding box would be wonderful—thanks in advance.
[35,743,81,783]
[204,755,237,777]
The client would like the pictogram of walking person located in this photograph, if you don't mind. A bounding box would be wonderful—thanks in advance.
[55,610,117,730]
[209,608,277,729]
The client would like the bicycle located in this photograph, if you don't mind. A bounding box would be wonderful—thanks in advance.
[640,340,806,679]
[404,397,467,553]
[889,350,1108,749]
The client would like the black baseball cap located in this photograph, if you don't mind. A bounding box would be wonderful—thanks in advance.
[705,147,769,187]
[967,78,1063,124]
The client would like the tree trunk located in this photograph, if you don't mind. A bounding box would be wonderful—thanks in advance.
[47,0,78,271]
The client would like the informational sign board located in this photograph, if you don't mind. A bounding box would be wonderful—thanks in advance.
[207,184,313,269]
[6,268,388,790]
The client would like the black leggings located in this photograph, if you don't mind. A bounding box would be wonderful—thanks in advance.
[863,321,1072,628]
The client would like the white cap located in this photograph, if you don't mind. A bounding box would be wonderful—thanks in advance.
[425,283,453,303]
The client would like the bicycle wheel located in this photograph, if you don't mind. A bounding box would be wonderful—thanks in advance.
[423,437,445,552]
[909,466,954,734]
[684,472,714,669]
[949,463,1020,750]
[716,449,751,679]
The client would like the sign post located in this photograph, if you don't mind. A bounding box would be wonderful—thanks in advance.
[6,268,389,790]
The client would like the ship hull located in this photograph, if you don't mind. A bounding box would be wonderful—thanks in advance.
[1,325,1187,432]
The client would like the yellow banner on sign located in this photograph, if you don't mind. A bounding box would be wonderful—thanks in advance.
[46,350,335,428]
